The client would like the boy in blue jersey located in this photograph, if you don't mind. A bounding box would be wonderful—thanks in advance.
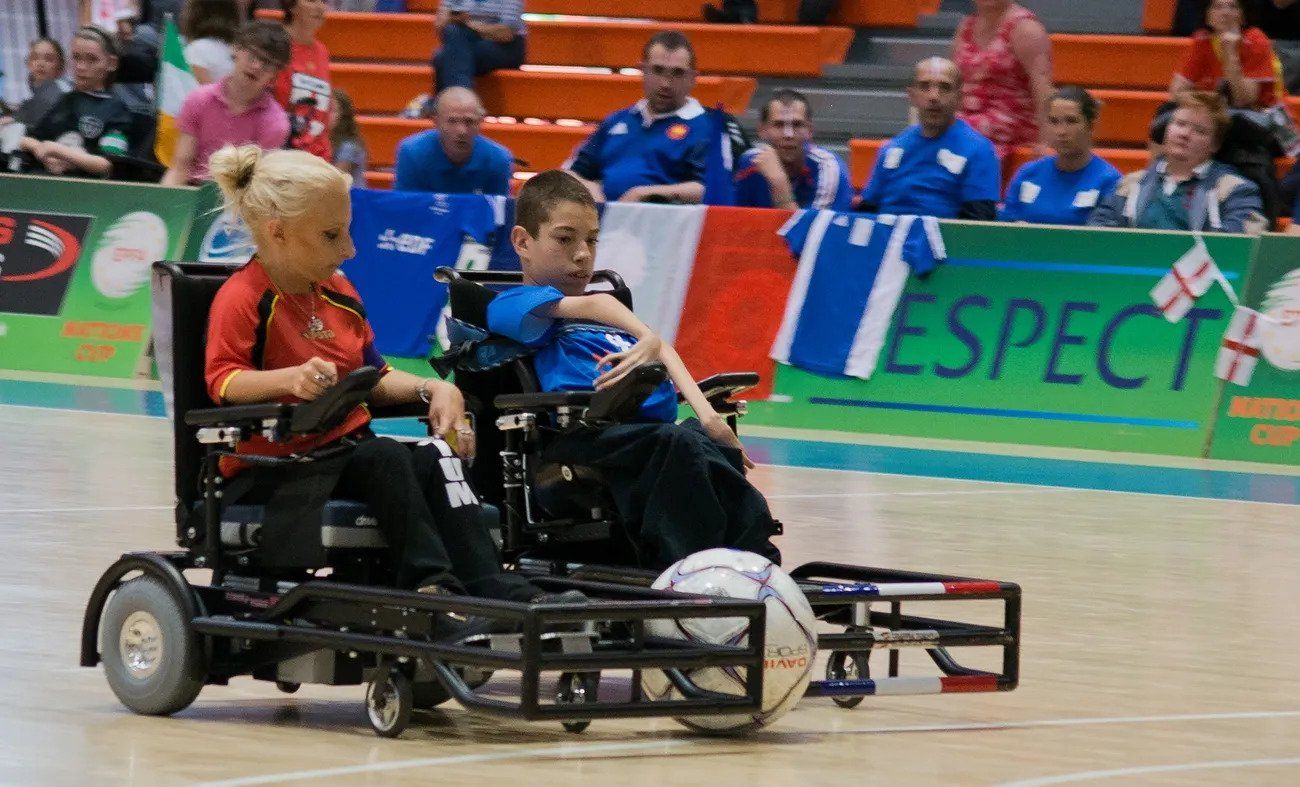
[857,58,1000,220]
[395,87,513,195]
[733,88,853,211]
[486,170,781,568]
[566,32,713,204]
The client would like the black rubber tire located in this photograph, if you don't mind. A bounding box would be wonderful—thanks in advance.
[275,680,301,694]
[557,671,599,733]
[100,576,206,716]
[826,650,870,710]
[366,669,413,737]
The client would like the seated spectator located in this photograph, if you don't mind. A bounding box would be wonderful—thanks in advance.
[1000,87,1121,225]
[161,20,291,185]
[182,0,240,85]
[566,31,713,203]
[857,57,1000,220]
[1256,1,1300,94]
[16,27,137,178]
[952,0,1053,161]
[329,87,367,176]
[431,0,526,95]
[732,88,852,211]
[1089,92,1266,233]
[1172,0,1281,111]
[5,39,71,127]
[394,86,512,194]
[275,0,333,160]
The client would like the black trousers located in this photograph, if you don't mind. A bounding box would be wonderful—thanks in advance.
[543,420,782,569]
[241,435,538,600]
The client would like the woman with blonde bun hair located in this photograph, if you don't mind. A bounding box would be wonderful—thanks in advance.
[203,145,577,606]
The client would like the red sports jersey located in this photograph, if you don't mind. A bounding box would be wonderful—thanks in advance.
[1178,28,1282,109]
[205,259,390,474]
[274,39,333,160]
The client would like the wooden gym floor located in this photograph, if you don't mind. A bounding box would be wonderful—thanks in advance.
[1,377,1298,786]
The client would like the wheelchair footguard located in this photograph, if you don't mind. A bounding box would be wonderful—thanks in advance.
[544,559,1021,708]
[81,550,771,737]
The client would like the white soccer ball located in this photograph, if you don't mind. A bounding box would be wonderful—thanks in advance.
[641,549,816,733]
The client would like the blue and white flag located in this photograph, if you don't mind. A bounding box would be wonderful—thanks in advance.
[770,210,945,379]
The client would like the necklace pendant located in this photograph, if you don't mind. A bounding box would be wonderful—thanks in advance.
[302,316,334,340]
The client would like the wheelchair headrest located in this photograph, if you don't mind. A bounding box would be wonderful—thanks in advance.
[435,266,635,330]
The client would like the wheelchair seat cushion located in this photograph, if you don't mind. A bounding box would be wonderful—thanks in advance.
[215,499,388,550]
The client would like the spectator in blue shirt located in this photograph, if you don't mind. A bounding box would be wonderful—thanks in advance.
[733,88,852,211]
[566,31,713,203]
[1000,86,1122,225]
[431,0,526,95]
[394,87,513,195]
[857,57,1000,220]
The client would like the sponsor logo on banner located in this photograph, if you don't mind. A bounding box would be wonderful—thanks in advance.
[0,210,93,316]
[200,212,255,265]
[90,211,169,299]
[377,229,435,255]
[1259,268,1300,371]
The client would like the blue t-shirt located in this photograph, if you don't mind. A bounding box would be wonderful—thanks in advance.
[733,143,853,211]
[486,285,679,422]
[344,189,500,356]
[394,130,513,196]
[568,98,712,201]
[1000,154,1122,226]
[858,119,1000,218]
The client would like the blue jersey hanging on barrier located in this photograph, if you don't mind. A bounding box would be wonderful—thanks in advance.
[770,209,946,379]
[343,189,505,357]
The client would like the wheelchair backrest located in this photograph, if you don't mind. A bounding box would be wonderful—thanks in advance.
[439,269,633,505]
[151,262,236,519]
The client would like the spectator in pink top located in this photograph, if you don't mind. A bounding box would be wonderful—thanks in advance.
[161,20,291,185]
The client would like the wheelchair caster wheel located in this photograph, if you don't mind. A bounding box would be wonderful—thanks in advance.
[101,576,206,716]
[412,679,451,710]
[366,669,413,737]
[556,671,599,733]
[275,681,300,694]
[826,650,870,709]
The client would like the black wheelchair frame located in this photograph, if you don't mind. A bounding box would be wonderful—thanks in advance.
[78,261,1021,739]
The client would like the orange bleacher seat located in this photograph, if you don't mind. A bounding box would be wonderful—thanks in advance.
[265,12,850,77]
[1052,34,1186,91]
[358,116,590,169]
[406,0,920,27]
[1143,0,1177,34]
[334,65,755,118]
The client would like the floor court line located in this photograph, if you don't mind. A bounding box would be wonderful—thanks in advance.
[191,710,1300,787]
[999,756,1300,786]
[0,505,170,515]
[764,488,1071,500]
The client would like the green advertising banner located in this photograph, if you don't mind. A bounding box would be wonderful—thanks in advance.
[1208,233,1300,464]
[746,222,1256,457]
[0,174,208,378]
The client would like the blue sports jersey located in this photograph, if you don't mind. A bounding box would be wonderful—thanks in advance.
[1000,154,1122,226]
[568,98,712,201]
[344,189,501,356]
[486,285,679,421]
[732,143,853,211]
[858,119,1000,218]
[394,130,513,195]
[770,209,946,379]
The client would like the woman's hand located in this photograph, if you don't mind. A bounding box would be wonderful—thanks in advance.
[701,415,755,470]
[423,379,474,459]
[594,333,662,389]
[287,356,338,400]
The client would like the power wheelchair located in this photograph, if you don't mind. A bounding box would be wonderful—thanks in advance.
[78,261,1021,739]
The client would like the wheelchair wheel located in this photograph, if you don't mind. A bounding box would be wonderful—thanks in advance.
[556,671,600,733]
[100,576,206,716]
[275,681,301,694]
[366,669,413,737]
[825,650,870,709]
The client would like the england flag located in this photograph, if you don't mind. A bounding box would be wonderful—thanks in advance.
[1151,241,1219,322]
[1215,306,1264,386]
[770,210,945,379]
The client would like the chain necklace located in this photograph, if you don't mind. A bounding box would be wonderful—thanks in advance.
[271,281,334,341]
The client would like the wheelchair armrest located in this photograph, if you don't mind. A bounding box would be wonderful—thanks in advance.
[184,403,292,427]
[495,391,596,411]
[689,372,760,403]
[368,401,428,420]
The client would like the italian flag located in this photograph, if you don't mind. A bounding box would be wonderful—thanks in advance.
[154,17,198,168]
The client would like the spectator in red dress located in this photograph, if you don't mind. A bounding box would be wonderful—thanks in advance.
[274,0,333,160]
